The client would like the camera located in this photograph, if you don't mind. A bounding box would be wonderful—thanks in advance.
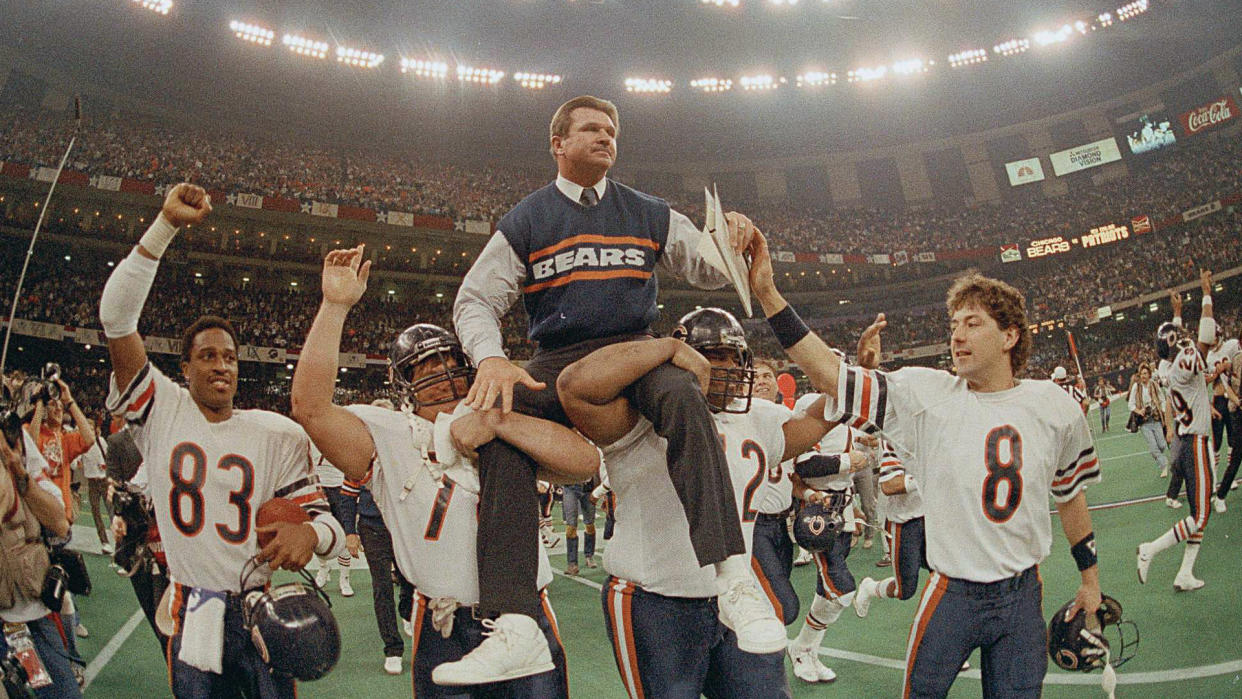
[1,651,35,699]
[0,385,21,448]
[40,563,69,611]
[111,482,153,575]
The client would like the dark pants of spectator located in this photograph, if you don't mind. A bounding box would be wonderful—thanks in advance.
[475,333,744,618]
[357,518,415,658]
[129,558,170,658]
[1216,409,1242,500]
[0,614,84,699]
[561,483,596,568]
[1168,435,1185,500]
[1212,396,1235,458]
[86,477,110,548]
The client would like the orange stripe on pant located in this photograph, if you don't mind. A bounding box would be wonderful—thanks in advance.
[606,580,644,699]
[410,595,426,698]
[890,521,905,599]
[750,557,784,623]
[903,572,948,699]
[814,551,844,599]
[540,590,568,696]
[1192,436,1211,541]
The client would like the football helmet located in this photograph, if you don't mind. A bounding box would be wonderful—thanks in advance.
[389,324,475,410]
[790,493,851,552]
[1047,594,1138,672]
[672,307,754,414]
[243,581,341,681]
[1155,321,1181,361]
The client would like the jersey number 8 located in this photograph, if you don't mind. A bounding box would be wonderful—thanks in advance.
[982,425,1023,523]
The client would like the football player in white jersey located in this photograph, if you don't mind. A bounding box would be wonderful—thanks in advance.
[1205,324,1239,509]
[98,184,346,698]
[310,442,355,597]
[557,307,834,699]
[1137,270,1218,591]
[1051,366,1090,414]
[291,245,600,695]
[746,229,1103,698]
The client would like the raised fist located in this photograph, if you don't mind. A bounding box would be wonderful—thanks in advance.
[162,183,212,227]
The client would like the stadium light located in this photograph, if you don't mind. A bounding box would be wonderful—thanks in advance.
[1097,12,1114,28]
[892,58,931,76]
[992,38,1030,57]
[229,21,274,47]
[1032,25,1074,46]
[690,77,732,93]
[768,0,799,5]
[400,58,449,79]
[700,0,740,7]
[947,49,987,68]
[846,65,887,84]
[457,65,505,85]
[795,71,836,87]
[1117,1,1149,21]
[739,74,781,91]
[514,72,563,90]
[283,34,329,59]
[624,77,673,94]
[336,45,384,69]
[132,0,172,15]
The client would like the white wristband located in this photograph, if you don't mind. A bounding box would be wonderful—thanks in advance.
[137,212,179,259]
[1198,317,1217,346]
[310,520,334,556]
[1202,295,1212,308]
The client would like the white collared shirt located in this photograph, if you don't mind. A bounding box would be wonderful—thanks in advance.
[555,174,606,205]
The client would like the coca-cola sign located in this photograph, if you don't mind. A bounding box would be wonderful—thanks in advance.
[1179,96,1237,136]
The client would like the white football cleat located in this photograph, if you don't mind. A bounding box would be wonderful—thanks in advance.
[339,575,355,597]
[794,549,814,567]
[960,660,971,672]
[315,567,330,589]
[1165,497,1182,509]
[788,645,834,683]
[384,656,402,675]
[716,578,786,654]
[431,614,554,686]
[854,577,877,619]
[1136,543,1153,585]
[1212,496,1226,514]
[1173,572,1205,592]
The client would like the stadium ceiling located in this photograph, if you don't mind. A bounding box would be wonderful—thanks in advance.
[1,0,1239,164]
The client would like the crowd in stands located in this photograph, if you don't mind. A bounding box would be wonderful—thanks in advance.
[3,106,1241,258]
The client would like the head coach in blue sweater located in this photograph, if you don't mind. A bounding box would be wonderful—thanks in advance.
[445,96,786,685]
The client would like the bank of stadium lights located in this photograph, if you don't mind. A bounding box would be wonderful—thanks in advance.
[892,59,931,76]
[229,21,274,47]
[740,74,782,91]
[132,0,172,15]
[948,49,988,68]
[691,78,732,93]
[336,46,384,69]
[1117,1,1149,21]
[625,77,673,94]
[795,71,836,87]
[846,65,887,84]
[700,0,740,6]
[993,38,1030,57]
[458,65,505,85]
[515,72,563,90]
[1032,25,1075,46]
[1097,12,1115,28]
[283,34,329,60]
[400,58,448,79]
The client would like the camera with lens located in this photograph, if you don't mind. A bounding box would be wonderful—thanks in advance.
[31,363,62,405]
[111,482,153,575]
[0,385,21,449]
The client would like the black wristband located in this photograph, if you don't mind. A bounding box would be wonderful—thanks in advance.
[1071,532,1098,571]
[766,304,811,349]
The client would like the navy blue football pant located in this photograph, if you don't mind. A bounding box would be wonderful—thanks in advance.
[885,516,928,601]
[601,577,790,699]
[409,590,568,698]
[475,333,744,618]
[1167,434,1186,500]
[904,566,1045,699]
[750,512,798,625]
[1218,408,1242,500]
[812,530,856,600]
[561,483,596,567]
[167,584,295,699]
[358,517,416,658]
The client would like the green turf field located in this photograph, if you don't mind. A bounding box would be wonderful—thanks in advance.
[72,398,1242,697]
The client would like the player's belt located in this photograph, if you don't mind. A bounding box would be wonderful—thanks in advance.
[755,511,789,522]
[942,565,1038,598]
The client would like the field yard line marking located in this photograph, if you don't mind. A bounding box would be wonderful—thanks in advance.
[1101,449,1155,462]
[553,565,1242,685]
[83,608,145,690]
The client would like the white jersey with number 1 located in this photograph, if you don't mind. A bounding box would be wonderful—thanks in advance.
[344,404,552,604]
[827,365,1099,583]
[107,363,338,593]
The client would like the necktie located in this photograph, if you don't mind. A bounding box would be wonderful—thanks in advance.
[579,187,598,207]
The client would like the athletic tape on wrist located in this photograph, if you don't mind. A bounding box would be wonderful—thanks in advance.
[1202,294,1212,308]
[137,213,179,259]
[1071,532,1097,571]
[1198,317,1217,346]
[766,304,810,349]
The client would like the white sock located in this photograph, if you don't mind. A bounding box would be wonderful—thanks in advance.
[714,554,751,584]
[1177,543,1201,577]
[1147,527,1180,556]
[793,594,849,649]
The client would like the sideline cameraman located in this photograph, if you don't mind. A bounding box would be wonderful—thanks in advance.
[1,418,82,698]
[23,371,95,524]
[1130,362,1172,478]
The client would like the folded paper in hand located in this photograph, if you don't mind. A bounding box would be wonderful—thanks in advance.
[697,185,752,317]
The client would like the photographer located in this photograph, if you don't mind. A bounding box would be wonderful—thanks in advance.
[1,410,83,698]
[23,366,95,524]
[1130,362,1172,479]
